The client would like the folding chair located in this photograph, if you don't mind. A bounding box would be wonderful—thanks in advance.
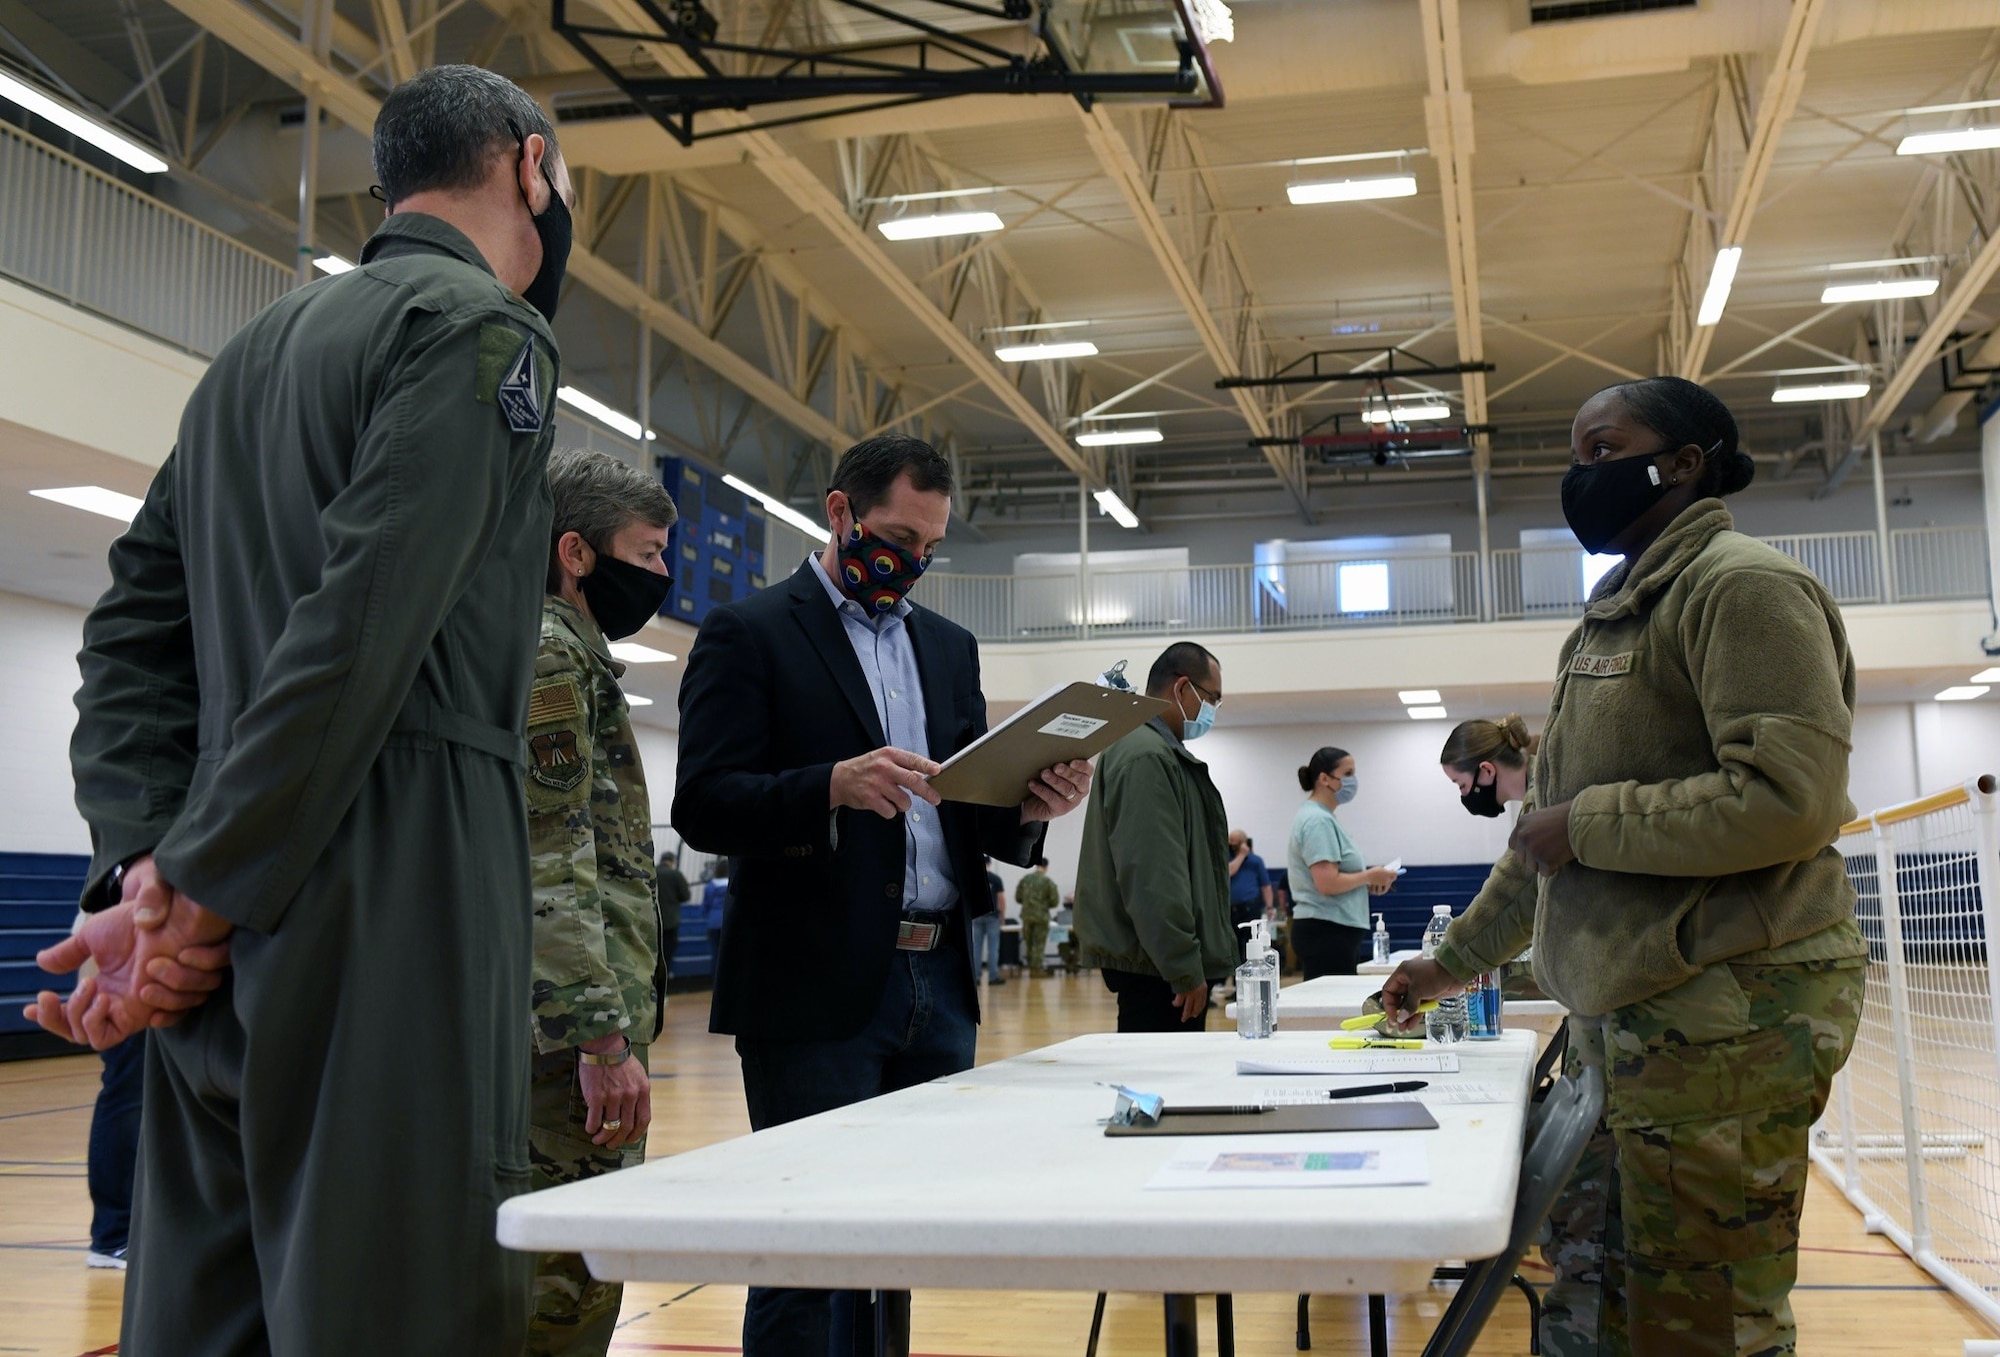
[1418,1063,1606,1357]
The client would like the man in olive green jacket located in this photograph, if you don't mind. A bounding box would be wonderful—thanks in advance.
[1074,643,1236,1031]
[40,68,573,1356]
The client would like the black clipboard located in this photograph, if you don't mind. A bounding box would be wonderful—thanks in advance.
[1103,1103,1438,1137]
[928,682,1171,807]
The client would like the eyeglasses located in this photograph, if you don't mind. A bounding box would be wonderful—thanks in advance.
[1185,676,1223,708]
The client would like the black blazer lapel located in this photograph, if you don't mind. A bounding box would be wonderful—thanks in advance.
[906,605,961,759]
[787,562,888,748]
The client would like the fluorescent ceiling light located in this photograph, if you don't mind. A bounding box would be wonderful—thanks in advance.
[555,386,656,442]
[1897,126,2000,156]
[988,320,1093,334]
[625,693,655,707]
[876,211,1004,241]
[721,473,828,538]
[1076,428,1163,447]
[1398,690,1441,705]
[1695,246,1742,327]
[30,485,144,522]
[313,254,355,276]
[1093,488,1140,529]
[995,341,1098,362]
[1972,668,2000,684]
[1771,382,1870,403]
[0,70,168,173]
[1407,706,1449,721]
[1820,278,1938,304]
[1287,174,1418,205]
[1362,401,1451,424]
[608,642,676,664]
[1935,686,1989,702]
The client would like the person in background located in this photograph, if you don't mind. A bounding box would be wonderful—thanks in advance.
[1015,857,1060,976]
[522,447,677,1356]
[1226,829,1273,956]
[670,433,1089,1356]
[1287,747,1399,978]
[1440,716,1534,816]
[973,856,1007,986]
[1074,643,1235,1032]
[1384,376,1865,1355]
[85,1033,144,1270]
[701,866,730,974]
[656,850,690,986]
[33,64,574,1355]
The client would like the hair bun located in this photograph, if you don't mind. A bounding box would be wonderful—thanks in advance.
[1500,714,1530,750]
[1296,765,1315,792]
[1716,448,1756,496]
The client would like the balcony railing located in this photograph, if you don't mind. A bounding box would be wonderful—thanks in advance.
[0,121,292,358]
[917,527,1992,644]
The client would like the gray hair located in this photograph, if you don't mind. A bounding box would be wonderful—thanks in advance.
[546,448,679,593]
[373,65,559,207]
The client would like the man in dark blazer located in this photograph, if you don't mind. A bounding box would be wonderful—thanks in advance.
[673,433,1091,1357]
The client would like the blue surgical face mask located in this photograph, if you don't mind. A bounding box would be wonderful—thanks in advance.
[1183,699,1217,742]
[1335,773,1358,805]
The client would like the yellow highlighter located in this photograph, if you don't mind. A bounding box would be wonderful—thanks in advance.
[1328,1036,1428,1050]
[1340,1003,1437,1031]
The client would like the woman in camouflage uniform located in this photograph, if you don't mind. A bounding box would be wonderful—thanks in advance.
[1387,377,1866,1356]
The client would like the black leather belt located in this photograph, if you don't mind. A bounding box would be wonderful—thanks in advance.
[896,910,956,952]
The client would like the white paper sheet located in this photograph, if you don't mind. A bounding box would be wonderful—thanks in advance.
[1145,1137,1430,1191]
[1235,1052,1460,1076]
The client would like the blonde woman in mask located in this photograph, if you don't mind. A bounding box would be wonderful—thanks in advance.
[1440,715,1534,817]
[1286,746,1399,978]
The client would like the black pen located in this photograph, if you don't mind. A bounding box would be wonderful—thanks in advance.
[1168,1081,1428,1115]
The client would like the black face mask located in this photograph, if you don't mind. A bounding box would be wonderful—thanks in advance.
[580,554,672,641]
[514,135,571,324]
[1560,450,1670,555]
[1459,769,1505,819]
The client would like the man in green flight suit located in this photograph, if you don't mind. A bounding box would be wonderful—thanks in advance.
[1015,857,1060,975]
[32,66,574,1355]
[523,448,677,1356]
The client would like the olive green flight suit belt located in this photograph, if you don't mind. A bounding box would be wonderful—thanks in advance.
[387,692,529,768]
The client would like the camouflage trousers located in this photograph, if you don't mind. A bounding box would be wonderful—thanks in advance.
[1021,918,1049,972]
[1538,958,1864,1357]
[524,1044,650,1357]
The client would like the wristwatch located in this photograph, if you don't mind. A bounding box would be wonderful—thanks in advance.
[578,1036,632,1066]
[100,859,130,912]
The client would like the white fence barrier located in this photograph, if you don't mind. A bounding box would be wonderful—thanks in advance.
[1811,776,2000,1334]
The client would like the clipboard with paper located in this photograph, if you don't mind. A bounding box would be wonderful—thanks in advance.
[926,681,1171,807]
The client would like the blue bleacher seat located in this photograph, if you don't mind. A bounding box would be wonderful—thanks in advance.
[0,851,88,1046]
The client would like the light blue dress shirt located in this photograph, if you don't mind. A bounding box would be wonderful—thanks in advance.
[811,555,959,912]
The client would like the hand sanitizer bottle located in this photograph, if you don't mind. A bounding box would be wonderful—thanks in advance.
[1372,913,1391,966]
[1235,919,1279,1039]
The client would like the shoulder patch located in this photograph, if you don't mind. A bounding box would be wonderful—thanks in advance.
[1570,651,1634,678]
[476,323,543,433]
[528,677,583,728]
[528,729,587,792]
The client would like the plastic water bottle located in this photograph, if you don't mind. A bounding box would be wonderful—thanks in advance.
[1467,968,1503,1040]
[1235,919,1280,1039]
[1372,913,1391,967]
[1421,905,1468,1044]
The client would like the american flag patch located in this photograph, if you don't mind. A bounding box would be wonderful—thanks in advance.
[528,679,581,727]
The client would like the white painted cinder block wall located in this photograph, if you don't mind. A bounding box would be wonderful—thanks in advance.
[13,588,2000,905]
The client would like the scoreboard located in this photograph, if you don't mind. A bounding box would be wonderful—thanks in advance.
[660,459,770,627]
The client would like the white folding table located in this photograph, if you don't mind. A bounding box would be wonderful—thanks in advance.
[498,1029,1539,1355]
[1231,974,1569,1036]
[1357,947,1422,976]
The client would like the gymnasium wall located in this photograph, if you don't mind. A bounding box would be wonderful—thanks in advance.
[13,586,2000,910]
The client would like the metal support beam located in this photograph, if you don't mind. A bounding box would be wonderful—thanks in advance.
[1076,105,1311,517]
[1670,1,1826,381]
[1858,217,2000,445]
[1417,0,1488,480]
[585,0,1104,492]
[370,0,418,85]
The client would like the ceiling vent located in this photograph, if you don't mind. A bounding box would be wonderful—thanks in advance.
[1530,0,1695,22]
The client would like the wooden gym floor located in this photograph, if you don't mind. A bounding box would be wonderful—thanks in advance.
[2,972,1991,1355]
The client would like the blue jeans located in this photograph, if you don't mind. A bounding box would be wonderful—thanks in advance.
[969,912,1002,982]
[735,943,978,1357]
[89,1033,146,1253]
